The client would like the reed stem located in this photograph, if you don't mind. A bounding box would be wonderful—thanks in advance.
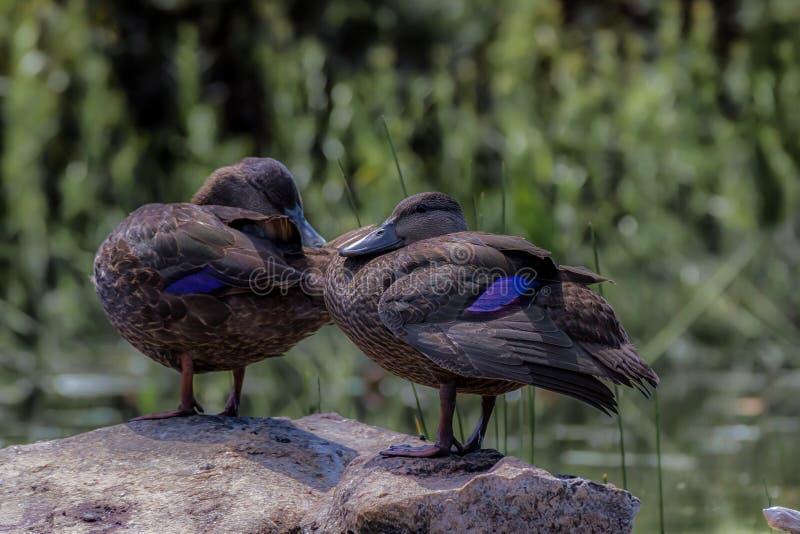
[763,478,773,507]
[494,405,500,450]
[655,390,665,534]
[528,387,536,464]
[455,404,465,444]
[336,159,361,226]
[590,222,628,489]
[410,383,429,439]
[316,375,322,414]
[502,393,508,454]
[500,161,507,233]
[381,115,408,197]
[517,390,524,459]
[472,195,480,230]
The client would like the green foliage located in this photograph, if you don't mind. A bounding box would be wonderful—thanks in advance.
[1,1,799,531]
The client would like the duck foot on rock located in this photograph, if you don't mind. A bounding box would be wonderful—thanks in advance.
[216,367,245,417]
[131,352,204,421]
[456,395,497,455]
[130,402,203,421]
[380,383,461,458]
[216,404,238,417]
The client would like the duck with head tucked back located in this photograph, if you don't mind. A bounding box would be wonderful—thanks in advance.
[94,157,330,420]
[325,192,659,458]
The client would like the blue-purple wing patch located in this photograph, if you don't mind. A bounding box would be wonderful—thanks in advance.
[466,276,540,313]
[164,266,227,295]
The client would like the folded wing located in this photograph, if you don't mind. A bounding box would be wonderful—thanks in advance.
[378,237,658,414]
[128,203,305,296]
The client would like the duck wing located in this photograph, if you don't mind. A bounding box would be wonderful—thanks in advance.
[558,264,612,285]
[126,203,305,295]
[538,281,659,392]
[376,239,622,413]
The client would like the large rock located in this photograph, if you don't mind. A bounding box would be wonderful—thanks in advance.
[0,413,640,533]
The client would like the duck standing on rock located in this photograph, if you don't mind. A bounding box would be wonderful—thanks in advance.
[325,192,659,458]
[94,158,330,420]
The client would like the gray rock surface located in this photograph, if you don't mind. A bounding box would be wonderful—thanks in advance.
[0,413,640,533]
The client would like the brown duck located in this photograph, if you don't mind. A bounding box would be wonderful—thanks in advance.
[325,192,659,457]
[94,157,331,420]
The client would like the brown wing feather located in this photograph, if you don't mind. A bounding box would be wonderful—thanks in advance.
[559,264,613,285]
[375,236,658,411]
[378,257,618,413]
[115,203,304,292]
[461,232,552,259]
[540,282,659,389]
[205,205,301,245]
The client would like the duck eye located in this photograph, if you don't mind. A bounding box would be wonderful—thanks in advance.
[416,204,428,214]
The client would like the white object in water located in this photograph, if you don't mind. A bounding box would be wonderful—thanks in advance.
[764,506,800,533]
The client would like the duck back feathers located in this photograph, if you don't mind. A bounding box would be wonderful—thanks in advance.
[94,203,328,372]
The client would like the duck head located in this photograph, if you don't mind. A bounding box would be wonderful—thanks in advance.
[340,192,467,257]
[192,157,325,247]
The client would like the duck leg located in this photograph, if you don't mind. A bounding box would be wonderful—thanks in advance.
[217,367,245,417]
[130,353,204,421]
[457,395,496,455]
[380,383,457,458]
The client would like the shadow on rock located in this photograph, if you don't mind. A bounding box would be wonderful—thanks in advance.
[362,448,505,489]
[126,414,358,492]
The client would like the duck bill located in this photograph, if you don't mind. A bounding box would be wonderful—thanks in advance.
[286,206,326,248]
[339,220,402,257]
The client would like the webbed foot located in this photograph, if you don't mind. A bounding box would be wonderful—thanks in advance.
[216,397,239,417]
[131,398,204,421]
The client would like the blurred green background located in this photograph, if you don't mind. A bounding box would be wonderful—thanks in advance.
[1,0,799,531]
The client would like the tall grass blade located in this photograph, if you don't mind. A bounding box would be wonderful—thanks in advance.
[528,386,536,464]
[588,223,604,298]
[763,478,773,507]
[517,390,524,458]
[337,159,361,226]
[316,375,322,414]
[472,195,481,230]
[502,393,508,454]
[455,404,465,444]
[414,416,423,437]
[470,196,478,229]
[613,385,627,488]
[381,115,408,197]
[500,161,507,233]
[589,222,627,489]
[733,278,800,343]
[655,390,665,534]
[410,383,429,439]
[479,191,486,230]
[494,403,499,450]
[643,236,761,366]
[414,414,428,439]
